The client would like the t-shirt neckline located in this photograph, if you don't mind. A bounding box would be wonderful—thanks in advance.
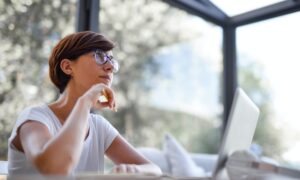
[43,104,91,142]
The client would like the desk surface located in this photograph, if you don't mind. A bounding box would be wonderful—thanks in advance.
[2,172,299,180]
[2,174,209,180]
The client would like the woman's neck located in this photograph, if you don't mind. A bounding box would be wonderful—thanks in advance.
[49,87,83,124]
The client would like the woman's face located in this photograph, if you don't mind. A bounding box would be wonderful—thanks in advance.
[70,50,115,93]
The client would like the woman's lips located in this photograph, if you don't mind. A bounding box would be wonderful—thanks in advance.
[99,75,111,82]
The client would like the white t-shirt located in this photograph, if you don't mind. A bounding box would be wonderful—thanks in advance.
[7,104,119,175]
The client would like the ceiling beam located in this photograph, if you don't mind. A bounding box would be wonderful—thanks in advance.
[231,0,300,27]
[163,0,229,26]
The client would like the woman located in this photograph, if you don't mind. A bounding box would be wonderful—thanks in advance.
[8,31,162,175]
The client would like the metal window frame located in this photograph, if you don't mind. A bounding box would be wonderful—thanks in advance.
[76,0,99,32]
[162,0,229,26]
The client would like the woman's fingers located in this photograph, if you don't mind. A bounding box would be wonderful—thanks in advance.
[112,164,126,173]
[86,83,117,112]
[126,164,137,173]
[112,164,138,174]
[97,88,116,111]
[102,88,115,108]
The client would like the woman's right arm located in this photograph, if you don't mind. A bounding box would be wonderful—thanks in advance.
[18,83,115,174]
[19,98,91,174]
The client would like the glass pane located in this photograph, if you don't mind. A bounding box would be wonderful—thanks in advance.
[0,0,77,160]
[237,12,300,168]
[211,0,284,16]
[100,0,223,154]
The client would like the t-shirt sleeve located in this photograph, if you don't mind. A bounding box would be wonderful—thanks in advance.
[92,114,119,151]
[8,106,51,146]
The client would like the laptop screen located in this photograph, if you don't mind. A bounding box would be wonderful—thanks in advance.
[213,88,260,176]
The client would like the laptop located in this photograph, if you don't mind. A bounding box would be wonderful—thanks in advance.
[212,88,260,177]
[191,87,260,180]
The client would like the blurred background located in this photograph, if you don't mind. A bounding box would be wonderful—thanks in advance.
[1,0,300,169]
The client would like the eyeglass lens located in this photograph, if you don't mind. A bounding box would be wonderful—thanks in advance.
[95,50,119,73]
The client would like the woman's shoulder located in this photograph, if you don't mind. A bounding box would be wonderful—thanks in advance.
[19,104,49,117]
[11,104,53,138]
[16,104,54,127]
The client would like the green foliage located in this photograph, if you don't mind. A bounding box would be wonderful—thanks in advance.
[0,0,77,160]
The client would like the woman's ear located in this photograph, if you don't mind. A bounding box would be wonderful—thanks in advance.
[60,59,73,76]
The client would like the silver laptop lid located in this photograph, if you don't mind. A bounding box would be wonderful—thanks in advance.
[213,88,260,177]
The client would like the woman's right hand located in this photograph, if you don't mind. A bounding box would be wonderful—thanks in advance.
[80,83,117,111]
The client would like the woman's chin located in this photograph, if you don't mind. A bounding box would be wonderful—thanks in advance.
[99,81,111,87]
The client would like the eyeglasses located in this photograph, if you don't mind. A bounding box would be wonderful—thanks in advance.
[93,49,119,73]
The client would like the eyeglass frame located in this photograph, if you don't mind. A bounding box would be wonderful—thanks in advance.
[93,49,119,73]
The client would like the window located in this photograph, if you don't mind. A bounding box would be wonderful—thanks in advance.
[100,0,223,153]
[237,12,300,168]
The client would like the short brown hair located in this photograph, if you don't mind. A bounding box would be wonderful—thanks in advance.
[49,31,115,93]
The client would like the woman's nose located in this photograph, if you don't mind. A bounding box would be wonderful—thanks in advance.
[103,61,114,72]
